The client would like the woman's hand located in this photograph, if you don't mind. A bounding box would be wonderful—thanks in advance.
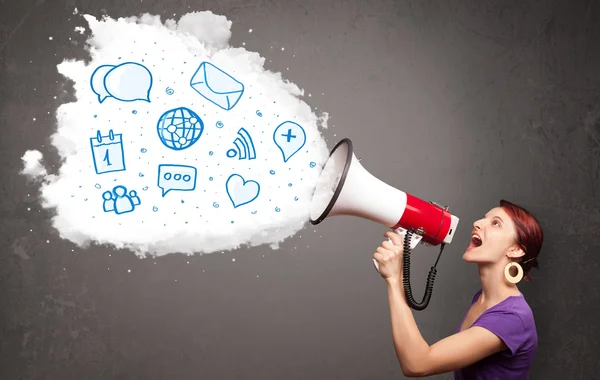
[373,231,406,282]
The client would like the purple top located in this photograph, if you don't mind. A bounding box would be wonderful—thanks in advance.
[453,289,538,380]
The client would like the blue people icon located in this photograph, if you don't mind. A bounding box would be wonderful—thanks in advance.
[113,186,134,214]
[101,185,140,215]
[102,190,114,212]
[129,190,141,206]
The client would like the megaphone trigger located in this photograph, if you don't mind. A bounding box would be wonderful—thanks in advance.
[392,227,423,250]
[373,258,380,273]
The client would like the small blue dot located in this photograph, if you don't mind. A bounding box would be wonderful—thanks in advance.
[275,207,281,212]
[310,162,316,168]
[270,170,275,175]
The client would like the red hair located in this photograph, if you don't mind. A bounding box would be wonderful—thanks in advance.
[500,199,544,281]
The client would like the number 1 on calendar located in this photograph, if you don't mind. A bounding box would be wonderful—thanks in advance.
[103,149,112,167]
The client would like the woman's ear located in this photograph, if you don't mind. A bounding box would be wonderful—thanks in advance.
[508,245,525,259]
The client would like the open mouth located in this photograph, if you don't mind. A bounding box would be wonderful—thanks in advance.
[469,233,483,249]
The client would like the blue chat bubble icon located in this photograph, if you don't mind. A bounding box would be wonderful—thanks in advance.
[157,164,197,197]
[91,62,153,103]
[273,121,306,162]
[90,65,115,103]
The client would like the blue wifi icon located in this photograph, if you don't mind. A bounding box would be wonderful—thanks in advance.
[226,127,256,160]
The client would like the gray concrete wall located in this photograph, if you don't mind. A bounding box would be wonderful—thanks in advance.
[1,0,599,378]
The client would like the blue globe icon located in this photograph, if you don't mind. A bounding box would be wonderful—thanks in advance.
[157,107,204,150]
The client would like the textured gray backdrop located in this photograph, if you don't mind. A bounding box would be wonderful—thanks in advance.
[1,0,599,379]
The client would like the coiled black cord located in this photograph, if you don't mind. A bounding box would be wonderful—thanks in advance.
[402,229,446,311]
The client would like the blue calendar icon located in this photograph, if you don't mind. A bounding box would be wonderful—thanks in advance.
[90,130,126,175]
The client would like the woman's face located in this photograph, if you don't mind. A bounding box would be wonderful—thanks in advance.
[462,206,523,264]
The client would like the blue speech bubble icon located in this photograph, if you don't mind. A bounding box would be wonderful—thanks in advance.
[90,65,115,103]
[90,62,153,103]
[157,164,197,197]
[273,121,306,162]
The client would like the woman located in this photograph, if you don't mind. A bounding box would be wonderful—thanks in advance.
[373,199,542,379]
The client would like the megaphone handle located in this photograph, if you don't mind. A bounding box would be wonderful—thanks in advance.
[373,228,421,273]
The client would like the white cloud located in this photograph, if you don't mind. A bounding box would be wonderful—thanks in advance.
[22,11,330,257]
[21,150,48,178]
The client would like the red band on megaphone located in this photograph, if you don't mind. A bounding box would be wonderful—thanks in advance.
[393,193,452,246]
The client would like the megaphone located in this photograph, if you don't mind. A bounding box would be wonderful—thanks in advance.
[309,138,460,310]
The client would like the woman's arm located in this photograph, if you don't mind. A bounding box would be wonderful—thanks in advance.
[374,232,508,377]
[385,277,507,377]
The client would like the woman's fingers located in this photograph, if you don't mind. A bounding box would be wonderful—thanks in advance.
[381,240,399,252]
[374,237,406,266]
[384,231,405,248]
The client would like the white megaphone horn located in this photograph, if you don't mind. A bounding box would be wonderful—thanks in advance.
[308,138,460,310]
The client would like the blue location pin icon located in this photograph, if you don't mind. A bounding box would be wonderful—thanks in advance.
[273,121,306,162]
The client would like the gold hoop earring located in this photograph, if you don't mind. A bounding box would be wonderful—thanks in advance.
[504,262,523,284]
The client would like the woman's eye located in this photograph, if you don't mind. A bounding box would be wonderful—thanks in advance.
[493,220,500,226]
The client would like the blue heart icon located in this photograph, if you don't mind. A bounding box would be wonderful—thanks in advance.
[226,174,260,208]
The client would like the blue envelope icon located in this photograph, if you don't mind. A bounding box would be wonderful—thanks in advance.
[189,62,245,111]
